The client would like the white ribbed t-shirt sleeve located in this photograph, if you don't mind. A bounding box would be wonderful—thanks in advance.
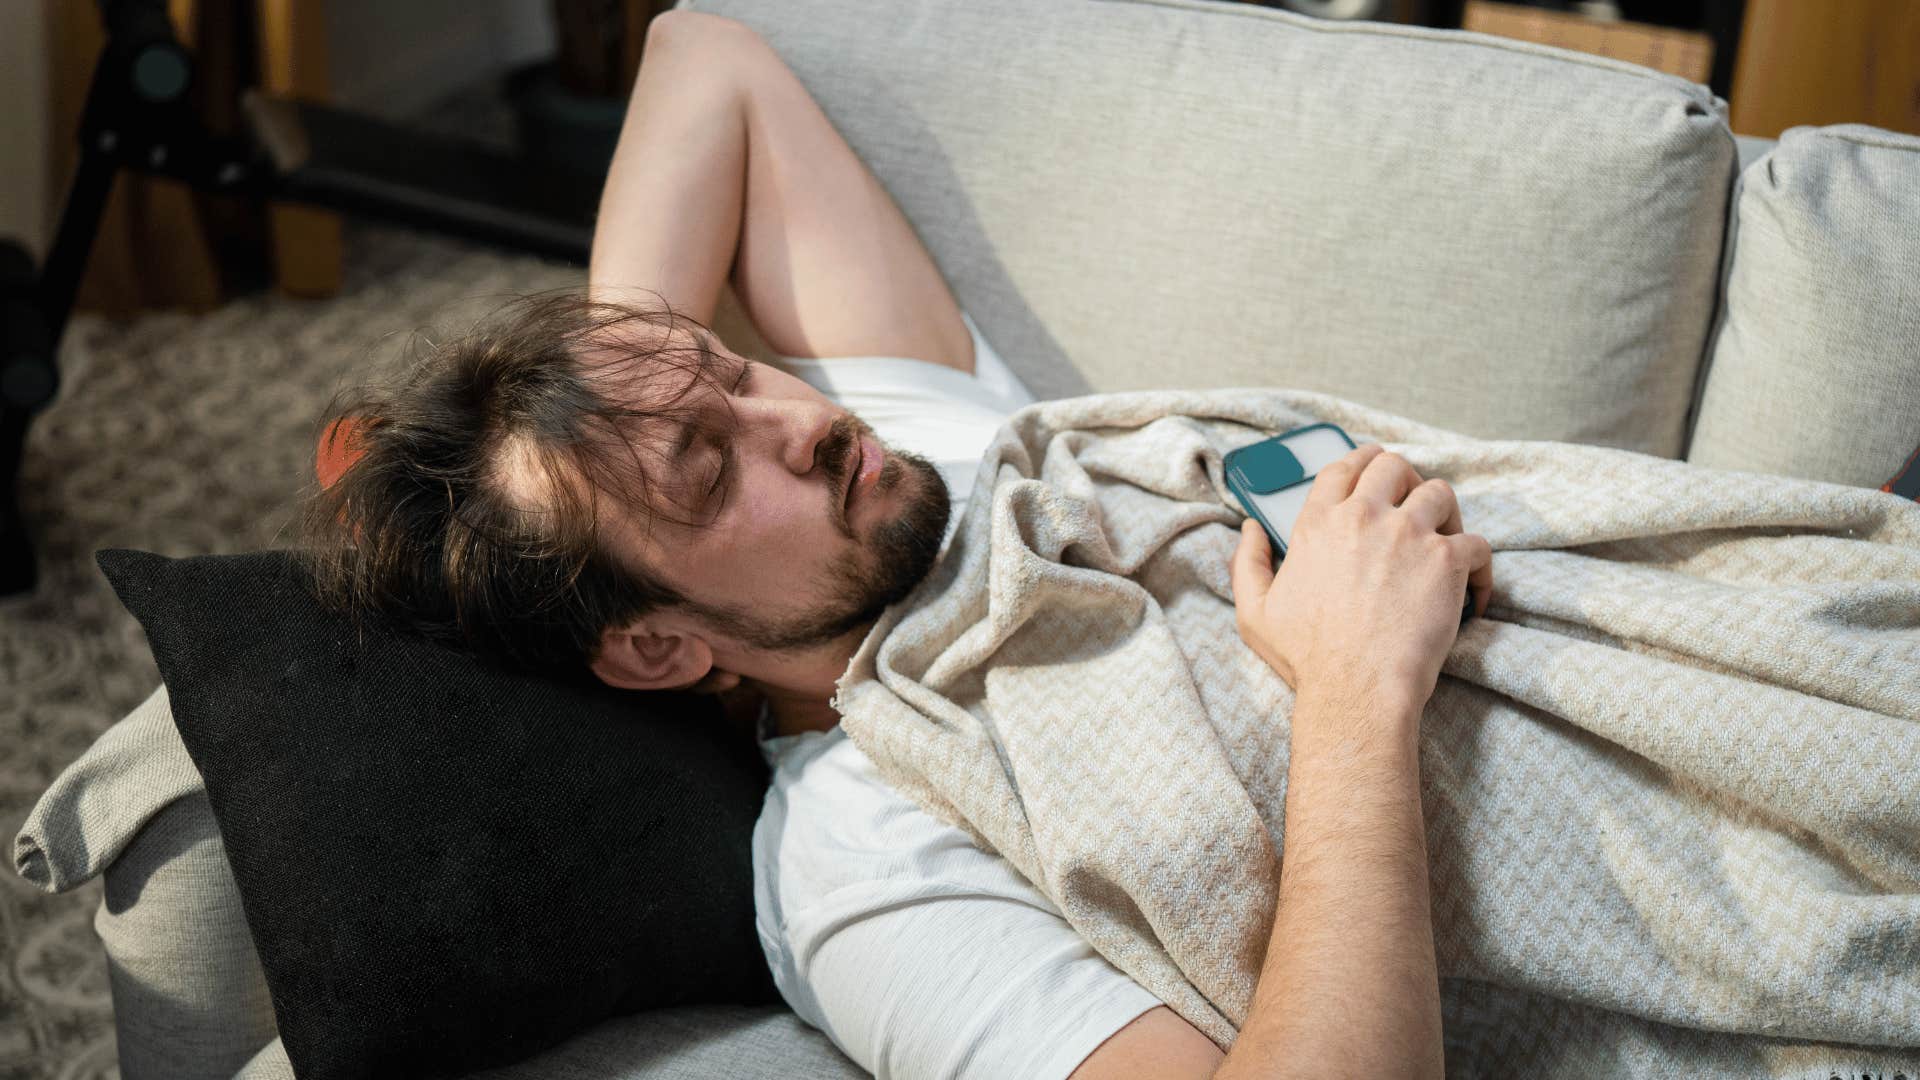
[754,732,1164,1080]
[794,880,1163,1080]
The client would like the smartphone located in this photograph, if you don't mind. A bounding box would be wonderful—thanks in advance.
[1225,423,1475,625]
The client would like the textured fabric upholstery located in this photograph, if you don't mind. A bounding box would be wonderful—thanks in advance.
[13,683,202,893]
[684,0,1735,456]
[232,1007,867,1080]
[1687,125,1920,487]
[12,684,279,1080]
[100,793,280,1080]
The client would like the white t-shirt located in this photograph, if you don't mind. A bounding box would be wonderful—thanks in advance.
[752,314,1165,1079]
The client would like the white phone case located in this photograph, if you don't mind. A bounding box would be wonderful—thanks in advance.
[1243,425,1356,549]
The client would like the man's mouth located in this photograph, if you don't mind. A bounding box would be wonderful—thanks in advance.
[842,433,884,517]
[842,438,861,514]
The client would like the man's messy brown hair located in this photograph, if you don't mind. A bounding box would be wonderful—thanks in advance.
[299,291,747,675]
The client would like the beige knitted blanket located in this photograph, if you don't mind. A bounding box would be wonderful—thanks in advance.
[833,389,1920,1078]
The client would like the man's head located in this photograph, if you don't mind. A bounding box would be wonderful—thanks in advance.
[302,292,950,694]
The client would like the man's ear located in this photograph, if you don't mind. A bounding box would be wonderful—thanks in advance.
[591,622,734,692]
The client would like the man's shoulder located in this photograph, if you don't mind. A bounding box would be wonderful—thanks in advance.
[760,726,916,841]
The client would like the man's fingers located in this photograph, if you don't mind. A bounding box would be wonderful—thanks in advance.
[1438,482,1464,538]
[1400,477,1457,534]
[1304,441,1385,514]
[1400,477,1487,615]
[1230,518,1275,615]
[1352,448,1422,508]
[1448,532,1495,617]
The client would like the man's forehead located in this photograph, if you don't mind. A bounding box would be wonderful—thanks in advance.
[577,320,728,403]
[576,315,714,368]
[570,320,739,532]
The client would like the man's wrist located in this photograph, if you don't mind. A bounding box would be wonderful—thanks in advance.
[1289,677,1425,762]
[1296,667,1425,720]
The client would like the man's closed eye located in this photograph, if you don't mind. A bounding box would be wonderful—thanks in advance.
[700,359,755,516]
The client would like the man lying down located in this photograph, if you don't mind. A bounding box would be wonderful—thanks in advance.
[301,12,1920,1080]
[299,10,1472,1074]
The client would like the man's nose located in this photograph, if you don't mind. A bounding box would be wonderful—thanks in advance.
[736,396,841,476]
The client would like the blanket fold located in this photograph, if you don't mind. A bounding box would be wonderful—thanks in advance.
[834,390,1920,1077]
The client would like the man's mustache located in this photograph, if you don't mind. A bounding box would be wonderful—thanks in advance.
[816,414,868,532]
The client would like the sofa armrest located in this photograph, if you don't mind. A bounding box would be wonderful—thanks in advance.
[99,791,280,1080]
[13,682,280,1080]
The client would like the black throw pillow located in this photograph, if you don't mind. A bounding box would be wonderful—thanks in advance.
[96,548,777,1079]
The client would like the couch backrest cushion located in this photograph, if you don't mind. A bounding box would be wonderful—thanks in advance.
[1686,124,1920,488]
[685,0,1735,456]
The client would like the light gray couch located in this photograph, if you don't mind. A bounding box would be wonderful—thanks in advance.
[14,0,1919,1076]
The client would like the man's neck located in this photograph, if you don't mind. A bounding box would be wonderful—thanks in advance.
[763,684,840,737]
[733,618,881,738]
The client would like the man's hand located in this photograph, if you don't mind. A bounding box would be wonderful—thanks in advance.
[1230,442,1492,715]
[1065,446,1492,1080]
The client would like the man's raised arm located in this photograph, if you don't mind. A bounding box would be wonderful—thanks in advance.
[590,11,975,373]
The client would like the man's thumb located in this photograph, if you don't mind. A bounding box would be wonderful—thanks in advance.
[1230,518,1276,608]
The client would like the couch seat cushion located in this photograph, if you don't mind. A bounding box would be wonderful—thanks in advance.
[233,1005,866,1080]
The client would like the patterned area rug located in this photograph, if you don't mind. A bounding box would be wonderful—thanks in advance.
[0,226,579,1079]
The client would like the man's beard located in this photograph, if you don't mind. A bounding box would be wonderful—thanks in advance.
[685,424,951,654]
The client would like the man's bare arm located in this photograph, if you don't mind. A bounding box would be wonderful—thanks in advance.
[1071,687,1440,1080]
[1211,686,1442,1078]
[1079,445,1481,1078]
[589,11,974,373]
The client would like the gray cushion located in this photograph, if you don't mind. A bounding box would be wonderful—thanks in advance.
[684,0,1735,456]
[12,684,279,1080]
[233,1006,867,1079]
[1686,124,1920,488]
[101,792,280,1080]
[13,683,202,893]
